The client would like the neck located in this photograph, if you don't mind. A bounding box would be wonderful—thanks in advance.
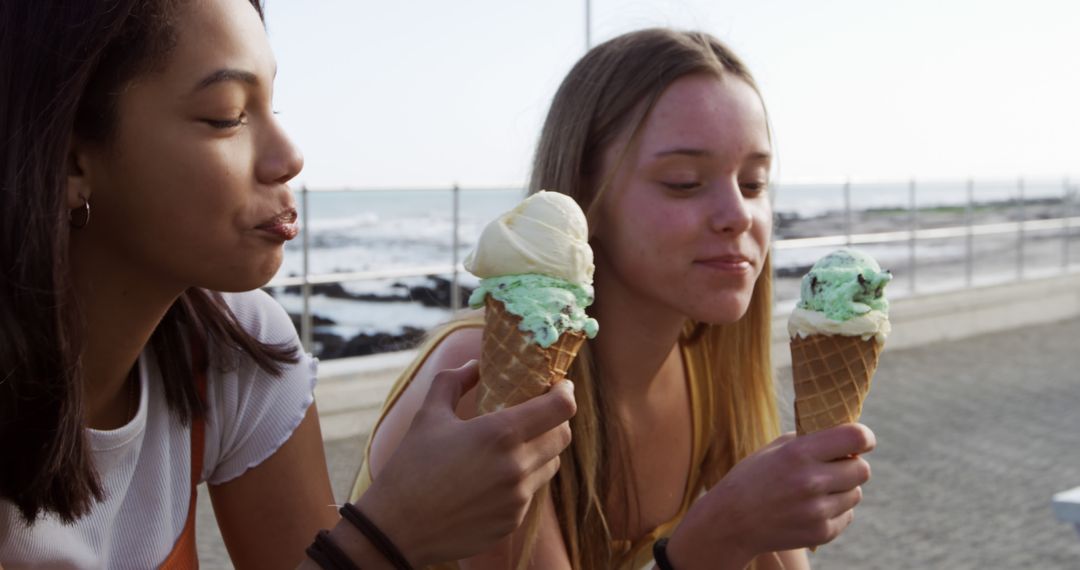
[70,235,182,429]
[590,268,687,405]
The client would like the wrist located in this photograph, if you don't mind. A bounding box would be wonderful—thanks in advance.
[324,520,394,570]
[665,519,754,570]
[354,482,428,567]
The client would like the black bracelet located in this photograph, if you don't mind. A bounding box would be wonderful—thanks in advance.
[653,537,677,570]
[305,529,360,570]
[340,503,414,570]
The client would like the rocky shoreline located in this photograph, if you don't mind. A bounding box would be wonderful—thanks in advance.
[272,275,475,359]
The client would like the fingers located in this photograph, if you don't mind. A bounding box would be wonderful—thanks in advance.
[820,488,861,541]
[802,423,876,461]
[518,417,572,474]
[522,454,563,496]
[768,432,798,450]
[421,360,480,418]
[816,455,872,494]
[824,486,863,518]
[494,380,577,441]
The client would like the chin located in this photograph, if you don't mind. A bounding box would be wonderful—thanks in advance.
[199,259,282,293]
[690,294,754,325]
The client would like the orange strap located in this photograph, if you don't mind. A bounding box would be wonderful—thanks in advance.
[159,342,208,570]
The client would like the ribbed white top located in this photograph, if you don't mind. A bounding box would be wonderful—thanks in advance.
[0,290,317,568]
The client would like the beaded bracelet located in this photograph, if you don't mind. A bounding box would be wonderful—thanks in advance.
[340,503,414,570]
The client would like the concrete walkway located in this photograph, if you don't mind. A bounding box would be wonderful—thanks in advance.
[197,316,1080,569]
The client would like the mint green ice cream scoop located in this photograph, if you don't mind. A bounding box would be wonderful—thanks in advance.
[469,274,599,348]
[797,249,892,321]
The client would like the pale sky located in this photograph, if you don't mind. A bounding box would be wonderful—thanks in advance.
[264,0,1079,190]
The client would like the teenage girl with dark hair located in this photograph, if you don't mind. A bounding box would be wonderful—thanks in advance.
[0,1,575,567]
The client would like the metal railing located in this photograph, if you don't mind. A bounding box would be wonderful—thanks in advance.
[269,178,1078,352]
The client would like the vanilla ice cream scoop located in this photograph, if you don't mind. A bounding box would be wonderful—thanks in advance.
[464,190,593,284]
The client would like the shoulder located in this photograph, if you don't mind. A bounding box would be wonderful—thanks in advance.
[217,289,297,344]
[201,289,318,485]
[366,325,482,477]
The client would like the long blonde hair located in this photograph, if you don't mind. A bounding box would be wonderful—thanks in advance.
[529,28,780,569]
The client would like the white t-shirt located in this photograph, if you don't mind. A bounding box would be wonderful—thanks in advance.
[0,290,318,569]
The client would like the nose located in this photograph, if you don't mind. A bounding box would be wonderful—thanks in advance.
[707,177,753,235]
[256,115,304,186]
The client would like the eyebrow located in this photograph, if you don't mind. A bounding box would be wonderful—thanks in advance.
[191,68,259,93]
[655,148,710,158]
[654,148,772,161]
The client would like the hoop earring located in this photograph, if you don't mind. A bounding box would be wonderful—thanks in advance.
[69,196,90,229]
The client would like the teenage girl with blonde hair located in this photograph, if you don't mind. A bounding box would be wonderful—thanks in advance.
[354,28,875,570]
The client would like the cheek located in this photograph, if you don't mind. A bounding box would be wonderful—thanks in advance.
[753,201,773,247]
[117,142,245,230]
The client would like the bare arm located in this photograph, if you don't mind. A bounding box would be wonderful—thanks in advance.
[755,549,810,570]
[206,402,443,570]
[459,490,571,570]
[650,548,808,570]
[209,403,338,569]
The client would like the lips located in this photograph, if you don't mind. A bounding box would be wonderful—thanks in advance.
[255,208,299,241]
[695,254,753,272]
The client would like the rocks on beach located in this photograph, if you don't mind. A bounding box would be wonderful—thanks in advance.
[274,275,474,359]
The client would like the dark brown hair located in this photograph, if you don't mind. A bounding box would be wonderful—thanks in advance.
[0,0,297,525]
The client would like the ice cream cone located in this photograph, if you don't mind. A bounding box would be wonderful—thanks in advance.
[790,333,882,435]
[476,296,586,414]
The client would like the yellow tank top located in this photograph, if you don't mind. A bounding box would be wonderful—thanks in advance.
[349,319,717,570]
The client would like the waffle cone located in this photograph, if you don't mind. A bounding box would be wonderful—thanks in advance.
[790,334,882,436]
[476,296,586,414]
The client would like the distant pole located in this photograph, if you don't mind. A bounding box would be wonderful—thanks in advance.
[843,179,852,247]
[301,185,312,351]
[965,178,974,287]
[585,0,592,49]
[451,184,461,313]
[909,178,917,293]
[1065,176,1073,271]
[1017,177,1025,280]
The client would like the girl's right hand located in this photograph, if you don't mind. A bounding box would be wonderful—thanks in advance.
[356,361,577,567]
[666,423,876,569]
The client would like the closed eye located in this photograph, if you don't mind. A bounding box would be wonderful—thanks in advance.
[203,114,247,129]
[741,181,768,196]
[662,181,703,192]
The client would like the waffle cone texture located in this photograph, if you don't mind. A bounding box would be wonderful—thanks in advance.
[790,334,882,435]
[476,296,586,414]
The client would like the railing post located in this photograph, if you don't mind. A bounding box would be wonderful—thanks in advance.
[972,178,980,287]
[844,179,852,247]
[770,181,778,308]
[301,185,312,351]
[909,178,917,293]
[1064,176,1072,272]
[584,0,592,49]
[1017,177,1025,280]
[451,183,461,313]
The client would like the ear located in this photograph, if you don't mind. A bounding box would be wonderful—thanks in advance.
[65,139,94,209]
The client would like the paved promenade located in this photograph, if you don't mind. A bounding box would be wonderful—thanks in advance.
[197,316,1080,569]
